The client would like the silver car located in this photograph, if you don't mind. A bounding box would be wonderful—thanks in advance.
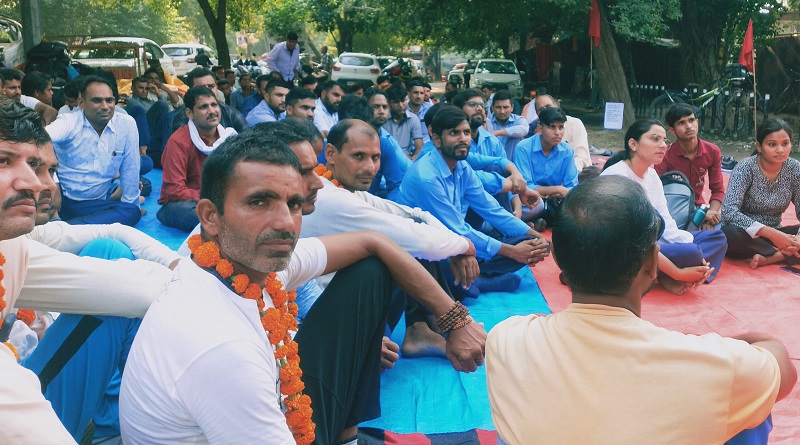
[162,43,218,76]
[467,58,524,99]
[72,37,177,79]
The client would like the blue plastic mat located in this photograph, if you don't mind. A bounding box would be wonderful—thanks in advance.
[362,266,550,434]
[136,169,189,250]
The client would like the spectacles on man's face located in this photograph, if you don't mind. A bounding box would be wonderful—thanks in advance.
[466,100,485,108]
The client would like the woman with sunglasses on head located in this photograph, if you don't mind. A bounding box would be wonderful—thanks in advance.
[601,119,728,295]
[721,119,800,269]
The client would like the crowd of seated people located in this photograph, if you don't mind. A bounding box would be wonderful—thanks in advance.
[0,43,798,445]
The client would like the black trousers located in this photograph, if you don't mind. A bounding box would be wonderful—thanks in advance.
[387,260,454,332]
[721,223,800,264]
[295,257,392,445]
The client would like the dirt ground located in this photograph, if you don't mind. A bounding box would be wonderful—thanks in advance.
[560,97,800,161]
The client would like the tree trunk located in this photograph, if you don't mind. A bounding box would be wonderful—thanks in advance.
[593,0,636,127]
[196,0,231,68]
[675,0,720,86]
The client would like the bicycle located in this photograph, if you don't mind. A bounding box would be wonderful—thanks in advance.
[775,69,800,115]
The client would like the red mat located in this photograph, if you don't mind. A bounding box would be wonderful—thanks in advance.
[534,171,800,444]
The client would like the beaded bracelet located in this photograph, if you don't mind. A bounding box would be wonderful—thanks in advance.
[436,301,470,334]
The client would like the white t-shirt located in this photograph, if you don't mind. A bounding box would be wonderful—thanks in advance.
[120,238,327,445]
[601,160,693,244]
[20,95,41,110]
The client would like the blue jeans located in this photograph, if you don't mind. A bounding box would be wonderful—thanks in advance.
[22,239,142,441]
[60,196,141,227]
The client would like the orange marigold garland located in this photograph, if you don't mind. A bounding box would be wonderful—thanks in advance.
[187,235,315,444]
[313,164,342,188]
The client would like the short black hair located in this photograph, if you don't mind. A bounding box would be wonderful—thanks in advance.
[216,78,230,88]
[224,69,235,77]
[287,31,299,41]
[664,103,696,128]
[143,67,163,81]
[538,107,567,126]
[300,75,318,87]
[265,78,290,93]
[327,119,378,152]
[553,175,662,295]
[0,68,23,82]
[422,82,432,89]
[431,105,468,137]
[364,88,387,103]
[250,121,307,146]
[186,68,215,87]
[211,66,224,74]
[255,74,271,91]
[424,103,443,127]
[131,76,149,87]
[492,90,512,106]
[79,75,115,98]
[282,116,324,145]
[337,94,373,122]
[184,86,217,111]
[406,80,424,92]
[322,80,344,93]
[286,87,316,107]
[386,84,407,103]
[200,129,302,215]
[63,78,81,99]
[21,72,51,96]
[452,89,482,108]
[376,75,390,84]
[445,81,459,90]
[0,98,50,145]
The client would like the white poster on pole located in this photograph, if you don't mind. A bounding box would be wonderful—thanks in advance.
[604,102,624,130]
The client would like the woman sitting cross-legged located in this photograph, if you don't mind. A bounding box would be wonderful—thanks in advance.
[721,118,800,269]
[601,119,728,295]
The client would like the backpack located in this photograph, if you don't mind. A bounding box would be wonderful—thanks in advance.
[660,170,695,230]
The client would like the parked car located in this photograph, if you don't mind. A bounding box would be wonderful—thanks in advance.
[447,63,466,87]
[331,52,381,86]
[0,15,24,69]
[467,58,524,99]
[162,43,217,76]
[71,37,177,79]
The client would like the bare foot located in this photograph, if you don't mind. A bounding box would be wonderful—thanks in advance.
[658,274,690,296]
[749,253,783,269]
[400,321,447,358]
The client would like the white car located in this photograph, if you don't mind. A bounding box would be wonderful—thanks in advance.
[162,43,218,76]
[0,15,24,69]
[467,58,524,99]
[447,63,467,87]
[72,37,177,79]
[331,52,381,86]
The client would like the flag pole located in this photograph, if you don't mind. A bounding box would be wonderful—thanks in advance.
[753,47,757,135]
[590,44,593,89]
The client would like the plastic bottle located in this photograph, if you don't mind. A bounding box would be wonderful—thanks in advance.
[692,204,710,227]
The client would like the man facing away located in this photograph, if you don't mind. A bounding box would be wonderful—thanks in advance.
[655,102,724,230]
[46,76,142,226]
[486,175,796,445]
[120,129,487,445]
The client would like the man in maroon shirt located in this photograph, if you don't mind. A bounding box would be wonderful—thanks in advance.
[655,103,725,230]
[157,86,237,231]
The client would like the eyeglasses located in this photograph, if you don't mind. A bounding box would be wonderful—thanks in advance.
[466,101,485,108]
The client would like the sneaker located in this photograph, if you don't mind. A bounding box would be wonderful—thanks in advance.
[589,145,605,155]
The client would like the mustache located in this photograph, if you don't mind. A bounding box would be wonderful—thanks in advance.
[256,230,297,244]
[3,191,36,210]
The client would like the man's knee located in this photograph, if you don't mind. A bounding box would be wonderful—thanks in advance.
[78,239,135,260]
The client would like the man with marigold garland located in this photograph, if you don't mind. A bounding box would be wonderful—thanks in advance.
[120,129,487,445]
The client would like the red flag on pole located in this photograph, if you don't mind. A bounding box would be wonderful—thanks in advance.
[738,19,754,72]
[589,0,601,47]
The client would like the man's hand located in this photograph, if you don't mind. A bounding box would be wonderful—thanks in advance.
[445,322,487,373]
[449,254,480,289]
[549,186,570,198]
[508,172,527,195]
[701,209,721,230]
[518,188,541,209]
[381,336,400,370]
[500,238,550,265]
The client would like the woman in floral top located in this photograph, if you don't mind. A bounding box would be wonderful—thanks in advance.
[721,119,800,268]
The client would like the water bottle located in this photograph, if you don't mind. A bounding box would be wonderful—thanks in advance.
[692,204,709,227]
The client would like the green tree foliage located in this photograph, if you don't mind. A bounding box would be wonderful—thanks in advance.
[307,0,380,53]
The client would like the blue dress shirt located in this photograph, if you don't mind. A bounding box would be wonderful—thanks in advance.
[46,111,141,205]
[416,141,508,195]
[488,113,529,159]
[398,150,530,260]
[513,135,579,190]
[245,101,286,126]
[240,94,262,118]
[413,102,433,143]
[369,128,412,201]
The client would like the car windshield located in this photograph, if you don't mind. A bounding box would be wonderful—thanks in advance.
[0,21,21,44]
[477,61,517,75]
[340,55,374,67]
[164,47,191,57]
[73,46,136,60]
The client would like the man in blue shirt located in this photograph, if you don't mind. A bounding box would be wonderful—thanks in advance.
[264,31,302,82]
[46,76,142,226]
[406,80,432,141]
[513,107,578,228]
[383,84,424,159]
[399,105,550,283]
[339,90,411,201]
[489,90,529,160]
[245,78,289,126]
